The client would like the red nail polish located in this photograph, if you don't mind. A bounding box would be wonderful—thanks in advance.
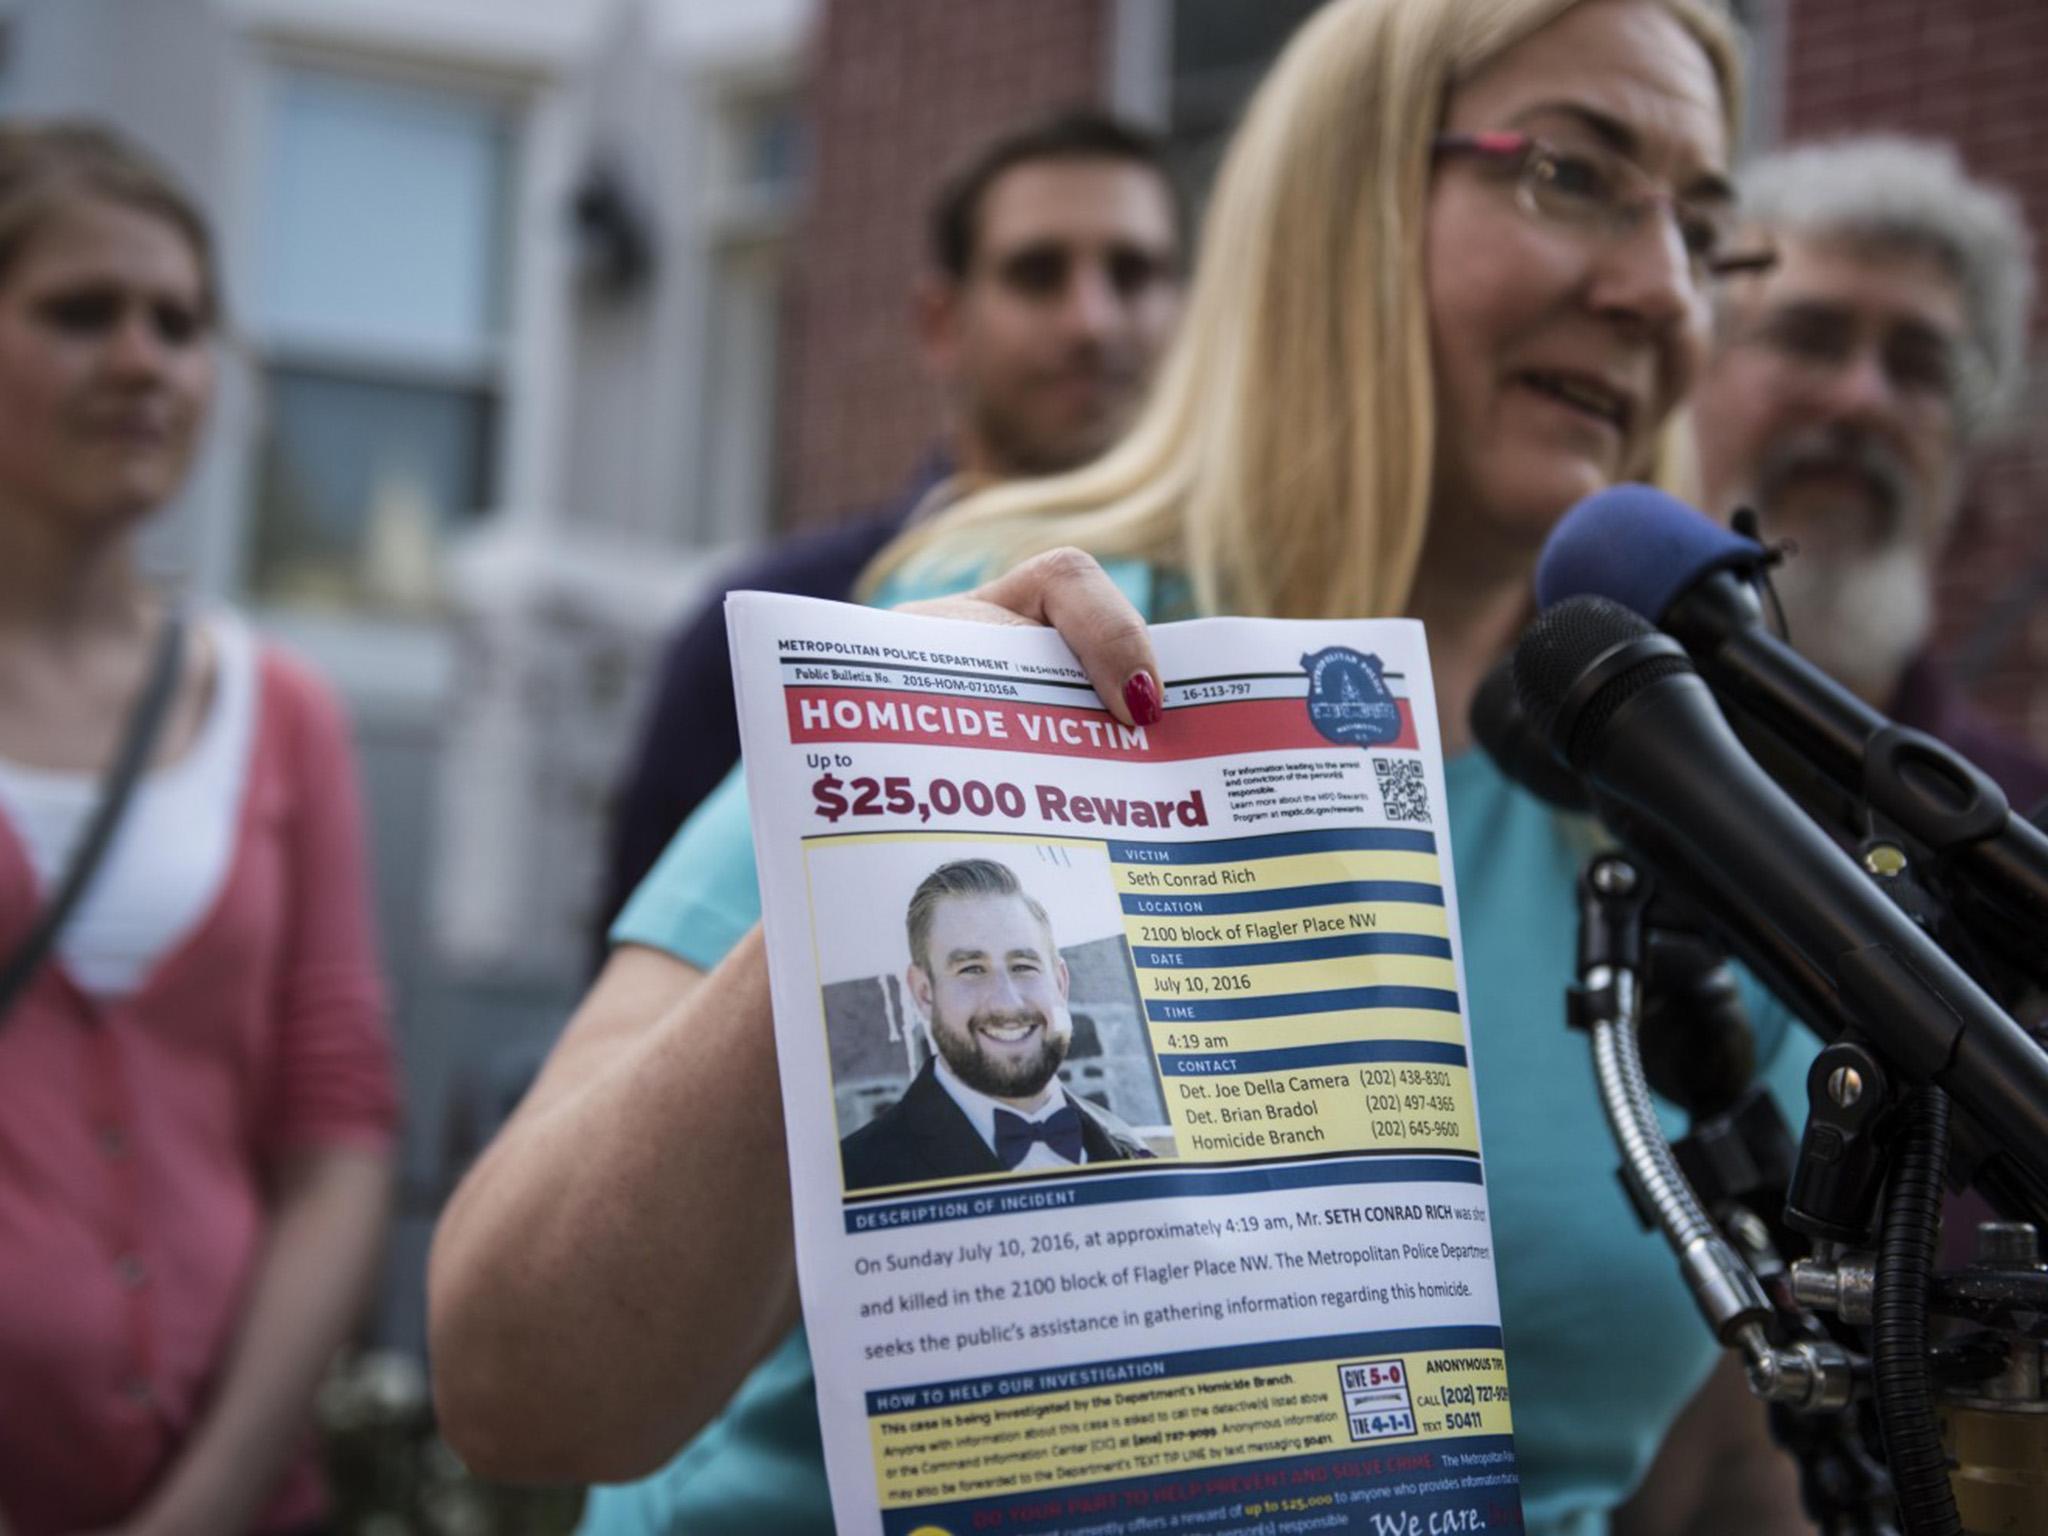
[1123,671,1162,726]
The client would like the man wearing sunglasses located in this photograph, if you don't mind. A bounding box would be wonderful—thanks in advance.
[1692,134,2045,815]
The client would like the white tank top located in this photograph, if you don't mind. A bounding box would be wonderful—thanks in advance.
[0,612,256,998]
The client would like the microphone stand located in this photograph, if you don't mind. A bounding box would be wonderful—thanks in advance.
[1638,923,1901,1535]
[1472,631,2048,1529]
[1727,707,2048,1019]
[1565,851,1859,1392]
[1569,845,2048,1534]
[1568,851,1916,1532]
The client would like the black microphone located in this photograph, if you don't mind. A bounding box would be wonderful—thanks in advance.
[1513,596,2048,1206]
[1473,656,1760,1115]
[1535,485,2048,970]
[1639,929,1756,1122]
[1470,657,1588,812]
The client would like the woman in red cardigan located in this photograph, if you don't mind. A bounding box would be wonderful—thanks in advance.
[0,122,396,1536]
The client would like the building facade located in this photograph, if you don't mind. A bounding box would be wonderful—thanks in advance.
[0,0,814,1350]
[4,0,2041,1355]
[780,0,2048,763]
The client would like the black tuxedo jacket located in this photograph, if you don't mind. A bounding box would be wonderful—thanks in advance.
[840,1059,1152,1193]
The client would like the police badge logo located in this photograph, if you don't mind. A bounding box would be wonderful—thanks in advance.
[1301,647,1400,746]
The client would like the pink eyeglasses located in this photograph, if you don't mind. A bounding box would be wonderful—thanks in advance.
[1433,131,1777,282]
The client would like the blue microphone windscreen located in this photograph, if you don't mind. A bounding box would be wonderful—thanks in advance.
[1535,483,1767,620]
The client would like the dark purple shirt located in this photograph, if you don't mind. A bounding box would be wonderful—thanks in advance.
[1886,651,2048,1266]
[595,460,951,961]
[1888,649,2048,819]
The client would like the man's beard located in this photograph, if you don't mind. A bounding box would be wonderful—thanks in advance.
[1753,423,1914,553]
[971,346,1143,477]
[1751,425,1936,700]
[1770,540,1933,702]
[929,1004,1070,1100]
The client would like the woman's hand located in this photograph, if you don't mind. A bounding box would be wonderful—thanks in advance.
[60,1148,393,1536]
[431,547,1158,1479]
[897,548,1164,726]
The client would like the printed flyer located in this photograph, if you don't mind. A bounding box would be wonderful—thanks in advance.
[729,592,1524,1536]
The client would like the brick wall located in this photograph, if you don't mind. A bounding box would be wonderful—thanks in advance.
[1783,0,2048,762]
[779,0,1112,531]
[782,0,2048,771]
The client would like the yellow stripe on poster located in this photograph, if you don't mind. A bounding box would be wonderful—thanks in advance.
[1111,849,1444,895]
[1148,1009,1470,1053]
[868,1348,1512,1510]
[1162,1069,1479,1159]
[1134,952,1457,1001]
[1124,901,1452,946]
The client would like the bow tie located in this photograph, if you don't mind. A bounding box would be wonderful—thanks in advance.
[993,1104,1084,1169]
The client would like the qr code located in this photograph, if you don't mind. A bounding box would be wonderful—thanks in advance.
[1373,756,1431,823]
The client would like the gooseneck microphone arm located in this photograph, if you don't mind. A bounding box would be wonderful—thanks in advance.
[1566,850,1783,1345]
[1568,848,1867,1427]
[1511,598,2048,1212]
[1487,590,2037,1531]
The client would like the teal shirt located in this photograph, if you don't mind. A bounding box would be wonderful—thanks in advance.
[588,567,1818,1536]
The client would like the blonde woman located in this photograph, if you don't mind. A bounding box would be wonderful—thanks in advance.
[432,3,1818,1531]
[0,124,395,1536]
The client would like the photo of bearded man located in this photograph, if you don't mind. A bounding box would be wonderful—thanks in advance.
[839,857,1154,1192]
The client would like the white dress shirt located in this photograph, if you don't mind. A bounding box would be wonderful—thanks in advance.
[0,613,254,998]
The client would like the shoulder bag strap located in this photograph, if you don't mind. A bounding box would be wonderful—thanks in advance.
[0,608,189,1022]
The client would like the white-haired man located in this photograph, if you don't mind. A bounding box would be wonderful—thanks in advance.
[1622,134,2046,1534]
[1693,134,2046,814]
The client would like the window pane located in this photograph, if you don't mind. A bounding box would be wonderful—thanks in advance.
[1168,0,1326,195]
[696,240,782,543]
[251,367,495,612]
[1170,0,1324,80]
[732,93,803,195]
[257,70,509,357]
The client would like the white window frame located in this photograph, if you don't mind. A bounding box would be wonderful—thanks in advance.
[1109,0,1172,126]
[681,58,802,549]
[0,1,21,111]
[198,19,575,703]
[1732,0,1789,155]
[245,62,513,402]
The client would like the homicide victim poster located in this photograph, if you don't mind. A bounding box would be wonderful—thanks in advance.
[728,593,1525,1536]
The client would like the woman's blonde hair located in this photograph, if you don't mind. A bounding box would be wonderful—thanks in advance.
[867,0,1741,619]
[0,119,219,321]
